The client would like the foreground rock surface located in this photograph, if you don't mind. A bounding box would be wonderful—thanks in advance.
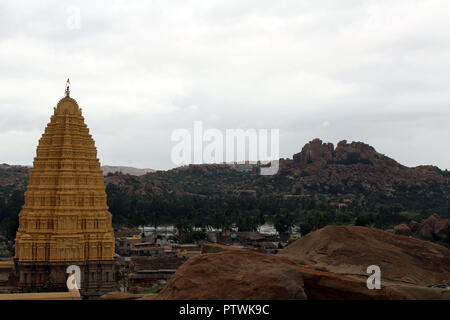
[144,226,450,300]
[144,249,449,300]
[150,249,308,300]
[201,243,246,254]
[280,225,450,286]
[99,291,146,300]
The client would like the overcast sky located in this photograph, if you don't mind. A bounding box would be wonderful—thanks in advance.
[0,0,449,170]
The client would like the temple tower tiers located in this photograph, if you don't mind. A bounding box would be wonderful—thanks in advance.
[14,88,116,297]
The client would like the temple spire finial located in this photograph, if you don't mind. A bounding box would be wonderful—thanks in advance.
[65,78,70,97]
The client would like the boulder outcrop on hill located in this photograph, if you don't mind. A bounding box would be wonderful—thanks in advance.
[393,214,450,242]
[393,223,411,236]
[282,138,447,196]
[280,225,450,286]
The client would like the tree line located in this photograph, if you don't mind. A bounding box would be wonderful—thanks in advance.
[105,183,424,236]
[0,182,446,244]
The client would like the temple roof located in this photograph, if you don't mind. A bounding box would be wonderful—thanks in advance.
[55,94,81,116]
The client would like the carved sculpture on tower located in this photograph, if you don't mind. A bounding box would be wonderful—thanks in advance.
[14,82,116,297]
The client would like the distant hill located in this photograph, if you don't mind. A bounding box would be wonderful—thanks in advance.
[0,164,30,196]
[0,164,154,197]
[278,138,448,198]
[101,165,155,176]
[1,139,449,215]
[101,139,449,214]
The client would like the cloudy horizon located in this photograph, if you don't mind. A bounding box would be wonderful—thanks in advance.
[1,0,449,170]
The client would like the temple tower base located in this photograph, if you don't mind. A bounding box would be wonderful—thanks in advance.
[14,259,117,299]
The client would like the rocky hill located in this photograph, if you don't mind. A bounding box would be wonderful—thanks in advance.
[0,164,153,196]
[99,139,449,216]
[1,138,449,211]
[1,138,449,219]
[280,139,447,196]
[0,164,30,197]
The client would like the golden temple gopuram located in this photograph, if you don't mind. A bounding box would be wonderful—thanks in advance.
[14,84,116,297]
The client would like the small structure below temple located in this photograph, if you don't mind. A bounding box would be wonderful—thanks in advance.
[126,256,187,292]
[0,261,15,293]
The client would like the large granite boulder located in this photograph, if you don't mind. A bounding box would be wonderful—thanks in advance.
[280,225,450,287]
[415,214,450,241]
[394,223,412,236]
[151,249,308,300]
[394,214,450,242]
[142,227,450,300]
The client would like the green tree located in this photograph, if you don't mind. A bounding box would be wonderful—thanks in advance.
[274,209,295,235]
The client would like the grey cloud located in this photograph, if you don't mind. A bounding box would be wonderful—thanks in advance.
[0,0,449,170]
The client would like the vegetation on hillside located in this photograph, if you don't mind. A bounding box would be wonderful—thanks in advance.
[0,158,448,242]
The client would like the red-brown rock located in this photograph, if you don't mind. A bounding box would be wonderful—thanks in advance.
[99,291,146,300]
[394,224,412,236]
[152,248,308,300]
[409,221,420,232]
[201,243,245,254]
[280,225,450,287]
[281,139,447,198]
[144,244,449,300]
[405,214,450,242]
